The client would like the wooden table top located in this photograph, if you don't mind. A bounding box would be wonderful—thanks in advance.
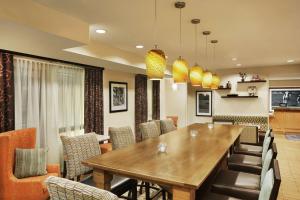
[83,123,243,189]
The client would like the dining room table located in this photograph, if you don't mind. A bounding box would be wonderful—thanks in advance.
[82,123,244,200]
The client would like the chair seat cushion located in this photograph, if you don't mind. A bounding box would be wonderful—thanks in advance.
[212,170,260,200]
[81,175,130,189]
[234,144,263,157]
[201,191,242,200]
[228,154,262,175]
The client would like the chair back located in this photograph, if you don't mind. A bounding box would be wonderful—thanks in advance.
[140,121,160,140]
[109,126,135,150]
[271,143,278,160]
[60,132,100,179]
[258,168,274,200]
[160,119,176,134]
[261,149,273,187]
[270,160,281,200]
[0,128,36,195]
[45,176,119,200]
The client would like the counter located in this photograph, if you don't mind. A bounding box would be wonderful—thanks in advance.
[270,107,300,133]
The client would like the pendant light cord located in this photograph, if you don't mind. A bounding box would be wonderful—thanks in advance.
[205,35,208,67]
[194,24,198,64]
[179,8,182,56]
[154,0,158,47]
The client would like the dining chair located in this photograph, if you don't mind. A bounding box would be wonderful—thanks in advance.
[139,121,172,199]
[160,119,177,134]
[234,129,274,157]
[45,176,120,200]
[109,126,136,150]
[228,143,277,175]
[140,121,160,140]
[60,132,137,199]
[211,151,279,200]
[200,166,278,200]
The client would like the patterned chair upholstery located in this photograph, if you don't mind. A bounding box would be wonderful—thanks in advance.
[160,119,177,134]
[109,127,135,150]
[60,133,100,180]
[45,176,120,200]
[140,121,160,140]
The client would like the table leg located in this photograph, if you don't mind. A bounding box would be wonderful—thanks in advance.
[173,187,195,200]
[93,169,113,190]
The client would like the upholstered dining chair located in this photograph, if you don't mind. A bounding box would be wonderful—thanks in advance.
[140,121,160,140]
[210,151,280,200]
[60,132,137,199]
[160,119,177,134]
[45,176,120,200]
[200,167,279,200]
[109,126,136,150]
[0,128,60,200]
[234,129,273,157]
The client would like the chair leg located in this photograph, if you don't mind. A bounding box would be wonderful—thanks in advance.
[162,190,166,200]
[145,182,150,200]
[139,181,144,194]
[132,181,138,200]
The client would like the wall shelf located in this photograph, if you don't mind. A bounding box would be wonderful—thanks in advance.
[221,96,258,98]
[237,80,266,83]
[216,88,231,90]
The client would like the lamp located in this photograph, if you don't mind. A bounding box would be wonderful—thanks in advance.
[189,19,203,86]
[172,1,189,83]
[211,74,220,89]
[173,57,189,83]
[145,0,166,80]
[146,47,166,80]
[202,71,213,88]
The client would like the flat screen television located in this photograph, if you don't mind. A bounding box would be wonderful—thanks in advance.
[269,88,300,112]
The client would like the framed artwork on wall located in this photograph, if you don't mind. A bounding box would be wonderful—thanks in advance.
[196,91,212,116]
[109,81,128,113]
[269,87,300,112]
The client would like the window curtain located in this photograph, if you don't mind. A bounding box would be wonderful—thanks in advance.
[152,80,160,120]
[14,56,84,164]
[135,74,148,142]
[0,52,15,132]
[84,67,103,135]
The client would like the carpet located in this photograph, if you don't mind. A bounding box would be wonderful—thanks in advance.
[285,133,300,141]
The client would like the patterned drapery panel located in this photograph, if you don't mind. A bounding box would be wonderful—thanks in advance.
[0,52,14,132]
[135,74,148,142]
[152,80,160,120]
[84,67,104,135]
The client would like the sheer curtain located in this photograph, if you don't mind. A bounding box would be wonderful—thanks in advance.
[14,56,84,165]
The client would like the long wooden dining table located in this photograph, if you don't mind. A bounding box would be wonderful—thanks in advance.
[82,123,244,200]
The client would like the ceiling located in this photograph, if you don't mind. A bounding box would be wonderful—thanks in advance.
[24,0,300,69]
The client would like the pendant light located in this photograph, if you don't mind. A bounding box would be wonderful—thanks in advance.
[202,31,213,88]
[172,1,189,83]
[189,19,204,87]
[210,40,221,89]
[145,0,166,80]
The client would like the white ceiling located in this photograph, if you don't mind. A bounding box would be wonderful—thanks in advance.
[33,0,300,69]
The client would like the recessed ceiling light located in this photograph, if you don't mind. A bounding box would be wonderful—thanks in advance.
[96,29,106,34]
[232,58,237,61]
[287,59,295,63]
[236,63,242,67]
[135,45,144,49]
[165,55,168,59]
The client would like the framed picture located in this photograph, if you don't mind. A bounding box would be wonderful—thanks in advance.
[109,81,128,113]
[269,87,300,112]
[196,91,212,116]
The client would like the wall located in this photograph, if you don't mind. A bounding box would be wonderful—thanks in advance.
[187,65,300,124]
[164,78,188,128]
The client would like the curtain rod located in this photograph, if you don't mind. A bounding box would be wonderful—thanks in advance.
[0,49,104,70]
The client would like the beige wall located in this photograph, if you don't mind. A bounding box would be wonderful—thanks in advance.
[187,65,300,124]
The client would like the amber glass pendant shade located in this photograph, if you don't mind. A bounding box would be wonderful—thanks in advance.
[211,74,220,89]
[189,65,203,86]
[172,57,189,83]
[202,71,213,88]
[145,48,166,80]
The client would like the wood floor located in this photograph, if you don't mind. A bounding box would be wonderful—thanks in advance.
[275,133,300,200]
